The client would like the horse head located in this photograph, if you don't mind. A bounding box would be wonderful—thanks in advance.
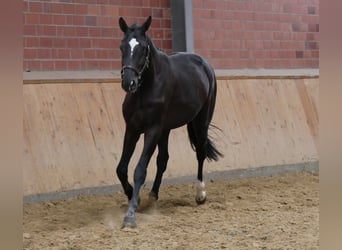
[119,16,152,93]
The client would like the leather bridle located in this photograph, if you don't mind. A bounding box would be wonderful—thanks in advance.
[120,43,151,85]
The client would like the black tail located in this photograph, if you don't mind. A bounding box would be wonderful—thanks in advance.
[206,137,223,161]
[187,124,223,161]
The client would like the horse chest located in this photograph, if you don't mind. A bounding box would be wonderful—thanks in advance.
[123,96,165,129]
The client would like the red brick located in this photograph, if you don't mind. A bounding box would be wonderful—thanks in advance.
[41,61,54,70]
[40,14,53,24]
[109,50,120,59]
[67,61,82,70]
[71,49,83,59]
[150,0,160,7]
[97,0,109,4]
[40,38,53,47]
[43,26,57,36]
[98,39,112,48]
[26,14,40,24]
[88,5,101,15]
[25,37,40,47]
[57,49,70,59]
[308,23,319,32]
[55,61,67,70]
[84,49,96,58]
[85,16,97,26]
[37,49,51,59]
[152,9,163,18]
[23,25,36,36]
[29,2,43,12]
[53,15,66,25]
[63,4,75,14]
[65,15,73,25]
[24,49,36,59]
[73,16,85,26]
[50,3,63,13]
[101,28,115,37]
[296,51,304,59]
[151,29,163,38]
[96,50,109,58]
[163,10,173,19]
[312,50,319,58]
[89,28,102,36]
[67,38,80,48]
[52,37,66,48]
[64,27,75,36]
[98,17,109,26]
[160,0,170,8]
[98,61,112,70]
[105,6,119,16]
[75,27,88,37]
[80,38,92,48]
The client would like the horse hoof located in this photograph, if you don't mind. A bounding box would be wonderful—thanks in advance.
[196,182,207,205]
[148,191,158,201]
[195,195,207,205]
[122,215,137,229]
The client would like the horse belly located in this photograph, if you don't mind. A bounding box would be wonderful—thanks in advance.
[164,103,202,129]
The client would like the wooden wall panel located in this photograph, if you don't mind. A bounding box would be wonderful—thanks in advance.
[23,79,319,196]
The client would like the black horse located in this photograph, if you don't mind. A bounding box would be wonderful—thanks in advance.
[117,16,222,228]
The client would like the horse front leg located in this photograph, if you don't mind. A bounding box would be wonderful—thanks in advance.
[122,128,161,228]
[116,127,140,201]
[150,130,170,201]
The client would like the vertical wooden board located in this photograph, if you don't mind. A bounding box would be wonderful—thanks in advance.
[23,86,46,194]
[243,79,281,167]
[211,80,243,169]
[70,83,115,183]
[300,79,319,148]
[224,80,261,168]
[277,79,317,161]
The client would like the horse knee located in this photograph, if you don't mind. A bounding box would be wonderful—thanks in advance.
[116,164,127,180]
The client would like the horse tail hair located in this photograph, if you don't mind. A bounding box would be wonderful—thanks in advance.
[206,124,223,161]
[187,123,197,152]
[187,124,223,162]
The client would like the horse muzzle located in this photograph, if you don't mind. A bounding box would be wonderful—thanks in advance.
[122,78,139,93]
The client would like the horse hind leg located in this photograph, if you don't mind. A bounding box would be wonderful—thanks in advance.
[187,121,208,205]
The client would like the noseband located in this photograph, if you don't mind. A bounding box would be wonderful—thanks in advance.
[120,43,150,85]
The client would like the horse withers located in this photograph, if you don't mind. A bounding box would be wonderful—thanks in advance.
[116,16,222,228]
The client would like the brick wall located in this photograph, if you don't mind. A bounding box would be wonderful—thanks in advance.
[23,0,172,71]
[193,0,319,69]
[23,0,319,71]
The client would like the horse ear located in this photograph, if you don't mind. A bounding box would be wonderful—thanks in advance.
[142,16,152,32]
[119,17,128,33]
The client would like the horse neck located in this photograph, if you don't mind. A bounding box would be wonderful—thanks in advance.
[145,36,165,77]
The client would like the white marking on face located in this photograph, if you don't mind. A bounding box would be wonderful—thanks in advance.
[128,38,139,56]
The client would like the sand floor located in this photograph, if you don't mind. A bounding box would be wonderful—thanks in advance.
[23,171,319,249]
